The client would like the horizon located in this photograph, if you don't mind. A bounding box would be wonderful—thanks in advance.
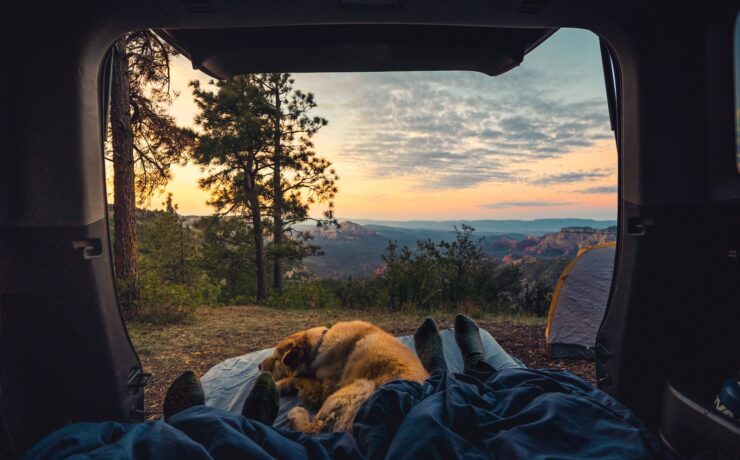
[340,217,617,223]
[111,28,618,221]
[123,203,616,225]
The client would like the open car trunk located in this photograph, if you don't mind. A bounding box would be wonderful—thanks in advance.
[158,25,556,78]
[1,0,738,457]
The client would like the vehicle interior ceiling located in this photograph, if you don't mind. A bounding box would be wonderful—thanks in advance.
[0,0,738,457]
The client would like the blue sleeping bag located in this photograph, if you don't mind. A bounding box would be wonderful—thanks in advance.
[23,330,674,459]
[200,328,523,428]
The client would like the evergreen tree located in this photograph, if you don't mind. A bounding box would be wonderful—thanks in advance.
[253,73,338,292]
[138,194,190,284]
[108,31,195,309]
[190,76,272,301]
[437,225,486,306]
[195,216,258,304]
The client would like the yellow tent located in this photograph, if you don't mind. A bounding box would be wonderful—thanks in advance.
[545,242,616,359]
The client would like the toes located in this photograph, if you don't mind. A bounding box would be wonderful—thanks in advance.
[415,317,440,337]
[420,317,438,330]
[255,372,279,403]
[163,370,205,420]
[454,314,480,337]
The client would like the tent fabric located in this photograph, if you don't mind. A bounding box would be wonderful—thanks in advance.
[200,328,524,429]
[23,368,674,459]
[546,243,616,359]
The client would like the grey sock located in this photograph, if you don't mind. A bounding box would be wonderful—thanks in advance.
[454,314,486,371]
[163,370,205,420]
[242,372,280,425]
[414,317,448,375]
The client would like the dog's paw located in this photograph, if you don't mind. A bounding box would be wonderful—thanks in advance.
[287,406,310,430]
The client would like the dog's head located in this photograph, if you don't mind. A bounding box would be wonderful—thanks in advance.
[259,326,328,380]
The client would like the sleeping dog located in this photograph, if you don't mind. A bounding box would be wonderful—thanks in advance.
[259,320,428,433]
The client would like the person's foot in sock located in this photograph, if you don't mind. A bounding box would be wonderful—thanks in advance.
[414,317,448,375]
[241,371,280,425]
[163,370,205,420]
[454,314,487,371]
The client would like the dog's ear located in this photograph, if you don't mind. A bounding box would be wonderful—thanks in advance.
[281,341,307,368]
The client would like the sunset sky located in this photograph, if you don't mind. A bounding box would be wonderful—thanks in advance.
[132,28,618,220]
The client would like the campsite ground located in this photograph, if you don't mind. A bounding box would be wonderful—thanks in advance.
[127,306,596,418]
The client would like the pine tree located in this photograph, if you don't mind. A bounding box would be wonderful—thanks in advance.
[253,73,339,292]
[110,37,138,307]
[190,76,272,302]
[108,31,195,309]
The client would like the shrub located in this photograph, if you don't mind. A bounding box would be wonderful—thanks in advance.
[268,280,340,310]
[323,277,390,310]
[518,281,553,316]
[378,226,527,313]
[132,272,221,325]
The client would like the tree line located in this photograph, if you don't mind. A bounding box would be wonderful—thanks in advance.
[108,32,336,315]
[125,208,553,323]
[271,225,554,316]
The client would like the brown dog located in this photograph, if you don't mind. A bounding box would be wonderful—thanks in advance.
[259,320,428,433]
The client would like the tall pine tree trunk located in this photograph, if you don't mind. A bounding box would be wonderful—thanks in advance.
[111,37,140,309]
[249,195,267,302]
[272,82,284,292]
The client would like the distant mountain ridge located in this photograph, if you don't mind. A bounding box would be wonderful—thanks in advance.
[310,221,382,239]
[303,220,617,278]
[344,218,616,235]
[490,226,617,261]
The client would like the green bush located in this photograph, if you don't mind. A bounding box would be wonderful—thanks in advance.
[268,280,340,310]
[322,277,389,310]
[517,281,553,316]
[133,272,221,325]
[194,216,258,305]
[261,226,542,315]
[379,226,526,313]
[229,294,257,306]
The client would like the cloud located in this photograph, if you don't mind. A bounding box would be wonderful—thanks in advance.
[481,200,578,209]
[316,68,613,190]
[579,185,618,194]
[530,169,613,186]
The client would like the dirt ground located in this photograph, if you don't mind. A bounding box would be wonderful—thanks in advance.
[127,306,596,417]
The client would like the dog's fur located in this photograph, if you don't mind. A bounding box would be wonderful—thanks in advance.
[260,320,428,433]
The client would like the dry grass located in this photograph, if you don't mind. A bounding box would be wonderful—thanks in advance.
[127,305,595,416]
